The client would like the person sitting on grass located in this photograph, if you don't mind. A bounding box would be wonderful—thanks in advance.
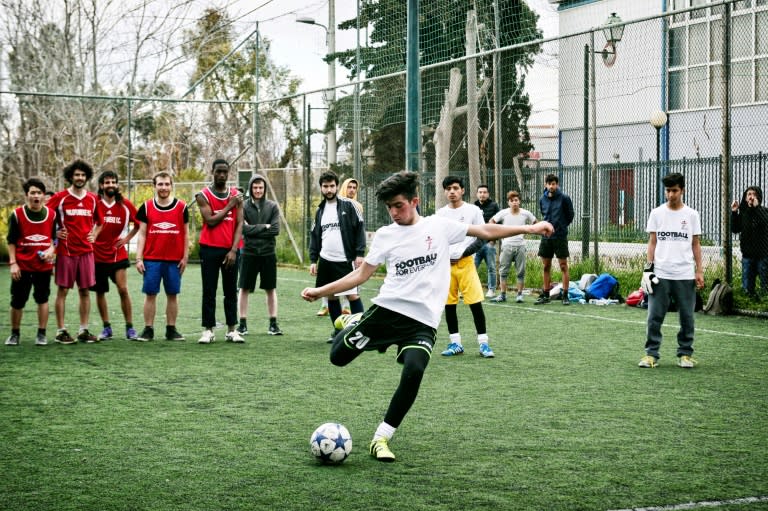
[301,171,553,462]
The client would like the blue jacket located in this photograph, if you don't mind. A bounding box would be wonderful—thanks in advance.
[539,188,574,239]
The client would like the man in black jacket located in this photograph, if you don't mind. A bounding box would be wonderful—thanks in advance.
[731,186,768,298]
[309,171,366,340]
[535,174,575,305]
[237,174,282,336]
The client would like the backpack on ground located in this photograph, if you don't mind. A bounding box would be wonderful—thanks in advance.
[626,288,645,307]
[702,279,733,315]
[577,273,598,291]
[585,273,622,302]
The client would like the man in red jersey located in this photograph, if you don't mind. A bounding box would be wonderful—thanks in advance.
[5,178,57,347]
[195,159,244,344]
[46,160,102,344]
[91,171,140,341]
[134,172,189,342]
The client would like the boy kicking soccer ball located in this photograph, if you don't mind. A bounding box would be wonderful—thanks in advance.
[301,171,553,462]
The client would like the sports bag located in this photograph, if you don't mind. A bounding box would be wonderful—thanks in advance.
[626,288,645,307]
[702,279,733,315]
[585,273,619,300]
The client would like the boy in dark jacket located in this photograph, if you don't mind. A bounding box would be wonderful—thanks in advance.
[731,186,768,298]
[237,174,282,336]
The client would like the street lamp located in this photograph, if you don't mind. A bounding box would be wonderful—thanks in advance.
[582,12,624,267]
[650,110,668,207]
[297,8,337,166]
[599,12,624,66]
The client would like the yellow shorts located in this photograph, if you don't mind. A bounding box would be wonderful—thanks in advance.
[446,255,484,305]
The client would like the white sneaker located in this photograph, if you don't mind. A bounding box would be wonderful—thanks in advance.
[225,331,245,343]
[198,330,215,344]
[516,294,524,303]
[485,289,495,298]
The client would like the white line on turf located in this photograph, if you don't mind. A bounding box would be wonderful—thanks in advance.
[489,304,768,341]
[607,495,768,511]
[282,275,768,342]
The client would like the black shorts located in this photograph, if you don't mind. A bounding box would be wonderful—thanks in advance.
[538,238,570,259]
[316,257,357,293]
[91,260,131,294]
[337,304,436,363]
[10,270,53,309]
[239,254,277,291]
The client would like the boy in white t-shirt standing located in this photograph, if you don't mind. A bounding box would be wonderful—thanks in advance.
[490,190,537,303]
[638,173,704,369]
[301,171,553,462]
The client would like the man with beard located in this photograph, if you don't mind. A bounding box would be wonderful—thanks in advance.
[237,174,282,337]
[309,171,366,341]
[731,186,768,298]
[195,159,244,344]
[134,172,189,342]
[91,171,140,340]
[46,159,102,344]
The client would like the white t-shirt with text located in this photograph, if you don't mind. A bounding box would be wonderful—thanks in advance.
[366,215,468,329]
[646,203,701,280]
[319,201,347,262]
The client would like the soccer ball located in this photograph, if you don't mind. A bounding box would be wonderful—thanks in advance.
[309,422,352,464]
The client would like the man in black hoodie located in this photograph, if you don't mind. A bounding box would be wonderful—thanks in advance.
[731,186,768,298]
[237,174,282,336]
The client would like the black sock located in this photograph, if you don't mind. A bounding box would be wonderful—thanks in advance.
[103,321,111,328]
[166,325,175,336]
[269,317,277,325]
[37,328,46,336]
[240,318,247,327]
[12,328,20,335]
[125,322,133,329]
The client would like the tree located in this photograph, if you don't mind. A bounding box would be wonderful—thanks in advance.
[181,8,303,170]
[0,0,205,200]
[330,0,541,194]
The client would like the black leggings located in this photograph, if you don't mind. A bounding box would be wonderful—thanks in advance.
[330,343,430,429]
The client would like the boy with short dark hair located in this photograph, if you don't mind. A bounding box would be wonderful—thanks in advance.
[302,171,553,462]
[535,173,574,305]
[638,172,704,369]
[6,178,57,346]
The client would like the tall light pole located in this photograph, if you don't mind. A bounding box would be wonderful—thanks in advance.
[297,4,337,167]
[650,110,668,208]
[584,12,624,271]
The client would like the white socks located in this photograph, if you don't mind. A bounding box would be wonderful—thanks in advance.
[373,421,396,441]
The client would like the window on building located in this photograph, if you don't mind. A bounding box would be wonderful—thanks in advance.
[668,0,768,110]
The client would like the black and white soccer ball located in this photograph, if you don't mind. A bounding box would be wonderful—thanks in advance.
[309,422,352,464]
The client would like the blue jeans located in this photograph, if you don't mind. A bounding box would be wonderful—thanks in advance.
[645,278,696,360]
[474,242,497,291]
[741,257,768,295]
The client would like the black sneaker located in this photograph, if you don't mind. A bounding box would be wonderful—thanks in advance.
[236,324,248,335]
[77,329,98,343]
[136,327,154,342]
[268,323,283,336]
[5,333,20,346]
[165,328,185,341]
[534,295,550,305]
[562,297,571,306]
[55,330,76,344]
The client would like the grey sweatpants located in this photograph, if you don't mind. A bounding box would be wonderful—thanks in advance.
[645,278,696,359]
